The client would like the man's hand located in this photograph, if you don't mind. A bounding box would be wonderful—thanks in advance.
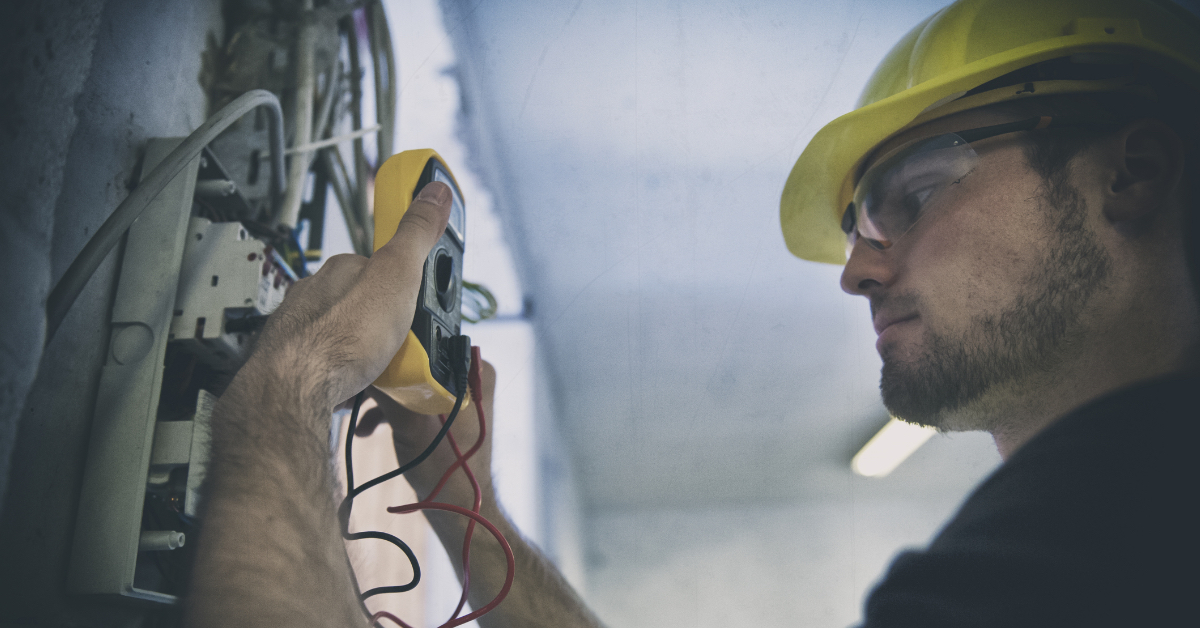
[245,181,453,409]
[353,358,496,506]
[185,182,453,628]
[351,366,607,628]
[189,178,603,628]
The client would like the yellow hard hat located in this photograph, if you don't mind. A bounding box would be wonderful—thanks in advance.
[780,0,1200,265]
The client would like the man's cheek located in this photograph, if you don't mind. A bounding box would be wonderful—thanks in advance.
[927,222,1031,315]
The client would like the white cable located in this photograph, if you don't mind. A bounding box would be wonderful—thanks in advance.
[278,0,317,229]
[286,125,382,155]
[45,89,286,346]
[311,58,343,150]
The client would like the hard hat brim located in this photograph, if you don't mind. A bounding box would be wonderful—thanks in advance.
[780,31,1200,265]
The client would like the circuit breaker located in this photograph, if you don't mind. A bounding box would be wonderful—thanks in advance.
[169,217,294,370]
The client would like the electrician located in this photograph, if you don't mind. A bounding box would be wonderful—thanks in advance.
[185,0,1200,625]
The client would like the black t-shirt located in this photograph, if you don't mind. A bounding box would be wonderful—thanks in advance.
[861,371,1197,627]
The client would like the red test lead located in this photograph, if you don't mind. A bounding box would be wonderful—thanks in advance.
[376,346,515,628]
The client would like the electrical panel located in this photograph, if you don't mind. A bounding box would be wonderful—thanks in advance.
[65,0,395,606]
[68,138,293,603]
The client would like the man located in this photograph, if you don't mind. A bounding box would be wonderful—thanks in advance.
[185,0,1200,625]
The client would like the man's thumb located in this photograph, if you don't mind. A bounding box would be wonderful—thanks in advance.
[399,181,451,241]
[374,180,452,265]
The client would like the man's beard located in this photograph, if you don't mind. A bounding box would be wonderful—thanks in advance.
[878,178,1112,430]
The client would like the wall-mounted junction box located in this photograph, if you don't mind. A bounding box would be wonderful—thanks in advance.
[68,138,293,603]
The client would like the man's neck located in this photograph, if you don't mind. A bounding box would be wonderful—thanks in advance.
[987,339,1199,459]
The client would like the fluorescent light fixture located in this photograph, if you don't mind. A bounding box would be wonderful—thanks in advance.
[851,417,937,478]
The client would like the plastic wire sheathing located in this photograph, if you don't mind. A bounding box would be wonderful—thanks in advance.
[381,347,516,628]
[349,336,472,499]
[286,125,381,154]
[44,89,286,346]
[349,388,465,499]
[343,343,514,624]
[311,56,342,147]
[415,346,486,623]
[426,346,487,623]
[369,350,484,622]
[341,336,473,601]
[341,389,430,596]
[384,503,514,628]
[277,2,316,229]
[433,388,483,622]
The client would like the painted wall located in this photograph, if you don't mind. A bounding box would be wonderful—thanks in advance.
[585,495,974,628]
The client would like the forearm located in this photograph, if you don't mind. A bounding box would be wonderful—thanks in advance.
[185,360,365,627]
[424,499,606,628]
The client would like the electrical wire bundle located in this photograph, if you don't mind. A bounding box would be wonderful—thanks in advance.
[341,345,515,628]
[284,0,396,259]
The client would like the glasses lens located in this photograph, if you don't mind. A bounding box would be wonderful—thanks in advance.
[851,133,979,250]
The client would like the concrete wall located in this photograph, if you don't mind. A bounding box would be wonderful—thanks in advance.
[0,0,106,529]
[0,0,221,624]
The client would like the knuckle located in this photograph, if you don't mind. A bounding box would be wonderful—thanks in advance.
[399,208,440,238]
[324,253,367,270]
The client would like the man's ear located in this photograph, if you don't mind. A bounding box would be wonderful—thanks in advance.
[1103,118,1185,227]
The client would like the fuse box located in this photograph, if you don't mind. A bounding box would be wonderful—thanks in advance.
[68,138,293,604]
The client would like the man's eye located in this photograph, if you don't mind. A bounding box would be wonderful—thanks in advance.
[900,186,936,219]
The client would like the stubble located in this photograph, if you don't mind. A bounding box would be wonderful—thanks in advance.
[878,173,1112,430]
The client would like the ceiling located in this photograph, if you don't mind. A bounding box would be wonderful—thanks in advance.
[440,0,1005,511]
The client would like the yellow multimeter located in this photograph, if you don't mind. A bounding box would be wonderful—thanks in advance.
[372,149,467,415]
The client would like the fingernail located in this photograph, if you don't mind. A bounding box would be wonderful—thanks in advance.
[416,182,450,205]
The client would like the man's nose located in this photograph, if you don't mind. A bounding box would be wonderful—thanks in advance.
[840,237,896,296]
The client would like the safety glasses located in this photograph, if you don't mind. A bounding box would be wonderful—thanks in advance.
[842,116,1067,256]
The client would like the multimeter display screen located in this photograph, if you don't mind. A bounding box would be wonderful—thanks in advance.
[433,166,466,244]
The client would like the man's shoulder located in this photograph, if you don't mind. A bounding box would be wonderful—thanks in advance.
[861,371,1199,627]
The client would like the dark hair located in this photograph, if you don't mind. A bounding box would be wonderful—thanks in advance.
[973,58,1200,302]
